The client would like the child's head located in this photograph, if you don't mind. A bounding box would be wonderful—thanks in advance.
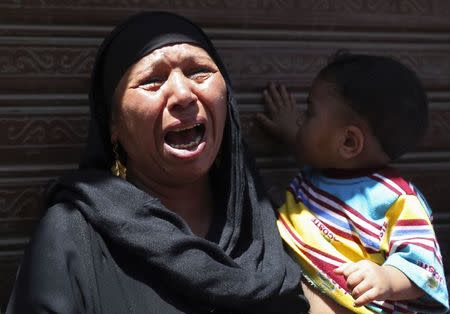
[296,52,428,170]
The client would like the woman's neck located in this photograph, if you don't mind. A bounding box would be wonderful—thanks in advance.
[128,171,214,238]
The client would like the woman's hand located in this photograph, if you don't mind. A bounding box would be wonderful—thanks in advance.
[256,82,301,147]
[334,260,423,307]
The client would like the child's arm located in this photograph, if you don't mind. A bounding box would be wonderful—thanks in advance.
[334,260,424,307]
[256,82,301,148]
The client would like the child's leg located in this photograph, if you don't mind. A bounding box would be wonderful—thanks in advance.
[301,279,354,314]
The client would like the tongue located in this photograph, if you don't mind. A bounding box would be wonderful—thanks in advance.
[165,128,200,146]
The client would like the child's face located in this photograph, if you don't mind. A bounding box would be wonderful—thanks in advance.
[295,78,351,169]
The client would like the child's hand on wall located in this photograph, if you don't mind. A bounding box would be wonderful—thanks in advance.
[256,82,302,147]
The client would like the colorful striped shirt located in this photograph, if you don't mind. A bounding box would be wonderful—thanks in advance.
[277,167,449,313]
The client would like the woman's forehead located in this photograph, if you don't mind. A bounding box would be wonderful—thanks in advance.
[132,43,214,69]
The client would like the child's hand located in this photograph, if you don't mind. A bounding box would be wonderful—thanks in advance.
[334,260,393,307]
[256,82,301,147]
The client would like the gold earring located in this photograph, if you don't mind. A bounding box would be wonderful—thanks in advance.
[111,143,127,179]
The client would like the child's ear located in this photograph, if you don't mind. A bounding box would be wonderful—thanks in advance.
[339,125,364,159]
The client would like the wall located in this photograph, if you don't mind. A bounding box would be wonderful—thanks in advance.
[1,0,450,309]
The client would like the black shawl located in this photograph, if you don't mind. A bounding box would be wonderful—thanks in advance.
[46,12,307,313]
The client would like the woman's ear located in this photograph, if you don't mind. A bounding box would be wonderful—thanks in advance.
[339,125,364,160]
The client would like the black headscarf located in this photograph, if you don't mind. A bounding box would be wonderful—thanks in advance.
[52,11,307,313]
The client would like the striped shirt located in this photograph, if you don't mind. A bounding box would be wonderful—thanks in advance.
[277,167,449,313]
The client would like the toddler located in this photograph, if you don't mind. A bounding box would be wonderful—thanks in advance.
[257,53,449,313]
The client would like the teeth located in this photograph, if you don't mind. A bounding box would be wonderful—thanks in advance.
[173,123,201,132]
[170,134,202,149]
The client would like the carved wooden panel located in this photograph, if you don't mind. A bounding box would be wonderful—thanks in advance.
[0,0,449,31]
[1,0,450,310]
[2,39,450,93]
[0,112,88,165]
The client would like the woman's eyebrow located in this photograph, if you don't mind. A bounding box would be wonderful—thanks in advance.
[180,55,215,65]
[133,61,167,79]
[134,55,214,77]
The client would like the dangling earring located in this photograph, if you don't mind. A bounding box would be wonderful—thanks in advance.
[111,142,127,179]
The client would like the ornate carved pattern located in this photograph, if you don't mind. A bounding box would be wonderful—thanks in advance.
[364,0,432,14]
[221,48,450,87]
[3,0,441,15]
[0,1,448,34]
[395,53,450,82]
[0,116,88,146]
[222,51,326,79]
[0,184,47,218]
[0,47,95,75]
[1,44,449,92]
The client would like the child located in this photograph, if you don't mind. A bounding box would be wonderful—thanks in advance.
[257,53,449,313]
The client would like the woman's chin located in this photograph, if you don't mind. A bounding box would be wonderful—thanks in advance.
[163,141,206,160]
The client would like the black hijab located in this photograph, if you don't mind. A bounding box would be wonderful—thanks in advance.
[51,11,307,313]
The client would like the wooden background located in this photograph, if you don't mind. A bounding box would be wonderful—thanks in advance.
[1,0,450,309]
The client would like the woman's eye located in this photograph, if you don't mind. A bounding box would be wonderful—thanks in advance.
[188,69,211,82]
[139,77,164,91]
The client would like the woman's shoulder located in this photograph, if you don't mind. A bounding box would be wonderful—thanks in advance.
[36,202,90,241]
[6,202,96,313]
[23,203,95,272]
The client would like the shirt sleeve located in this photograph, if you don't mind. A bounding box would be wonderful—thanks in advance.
[383,194,449,313]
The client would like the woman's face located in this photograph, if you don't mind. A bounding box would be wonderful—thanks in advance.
[111,43,227,186]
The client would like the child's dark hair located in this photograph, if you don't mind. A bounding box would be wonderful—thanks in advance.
[317,52,428,160]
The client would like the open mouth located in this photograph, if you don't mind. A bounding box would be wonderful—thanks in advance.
[164,123,205,151]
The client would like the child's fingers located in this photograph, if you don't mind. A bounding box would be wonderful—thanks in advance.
[334,262,352,275]
[346,269,366,291]
[263,89,277,115]
[350,278,371,301]
[290,93,297,107]
[268,82,283,110]
[279,85,293,111]
[353,288,378,307]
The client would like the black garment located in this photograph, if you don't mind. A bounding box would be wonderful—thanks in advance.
[8,199,190,314]
[7,11,308,314]
[7,171,307,314]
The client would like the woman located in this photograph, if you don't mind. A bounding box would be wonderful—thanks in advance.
[6,12,308,313]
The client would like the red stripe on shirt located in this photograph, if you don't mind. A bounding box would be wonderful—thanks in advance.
[302,177,381,231]
[373,168,415,196]
[395,219,430,226]
[298,181,381,238]
[278,215,350,291]
[279,214,347,264]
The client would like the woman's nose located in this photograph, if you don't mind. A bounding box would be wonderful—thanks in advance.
[166,71,197,110]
